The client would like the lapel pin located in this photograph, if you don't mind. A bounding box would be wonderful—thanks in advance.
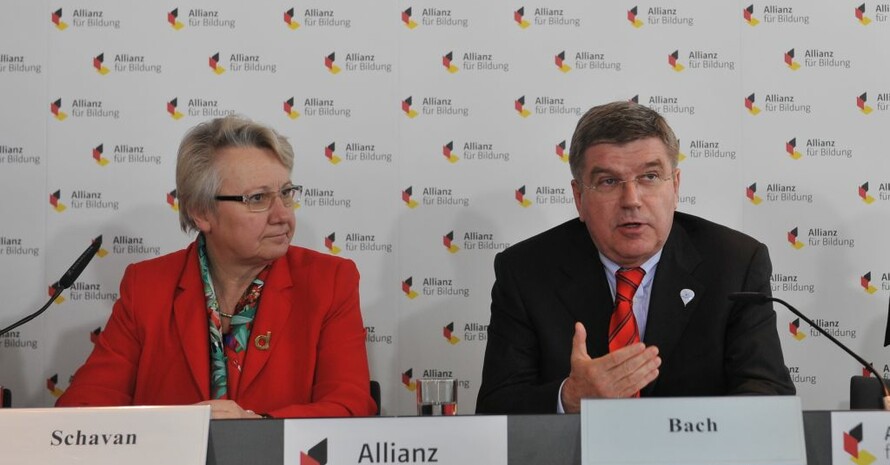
[254,331,271,350]
[680,289,695,307]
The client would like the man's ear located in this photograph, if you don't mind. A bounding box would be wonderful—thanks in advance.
[571,179,585,222]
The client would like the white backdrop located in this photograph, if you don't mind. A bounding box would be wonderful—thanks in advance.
[2,1,890,414]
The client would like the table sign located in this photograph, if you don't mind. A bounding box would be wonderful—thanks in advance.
[830,410,890,465]
[284,415,507,465]
[581,396,806,465]
[0,405,210,464]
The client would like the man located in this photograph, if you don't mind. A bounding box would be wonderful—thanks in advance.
[476,101,794,414]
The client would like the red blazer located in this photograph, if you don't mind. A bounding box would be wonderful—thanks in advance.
[56,242,377,418]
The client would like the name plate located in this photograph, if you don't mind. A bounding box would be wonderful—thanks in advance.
[581,396,805,465]
[0,405,210,464]
[830,411,890,465]
[284,416,507,465]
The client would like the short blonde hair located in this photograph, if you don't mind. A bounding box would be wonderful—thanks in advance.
[175,115,295,232]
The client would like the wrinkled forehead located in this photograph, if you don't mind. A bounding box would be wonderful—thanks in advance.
[581,140,673,178]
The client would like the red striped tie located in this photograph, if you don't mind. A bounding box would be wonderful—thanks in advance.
[608,267,645,352]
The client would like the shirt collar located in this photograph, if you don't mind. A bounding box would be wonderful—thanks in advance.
[599,250,662,278]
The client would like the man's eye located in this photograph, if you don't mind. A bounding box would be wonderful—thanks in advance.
[247,193,269,204]
[597,178,619,187]
[640,173,660,181]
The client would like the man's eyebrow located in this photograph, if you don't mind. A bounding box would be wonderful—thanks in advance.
[588,160,666,177]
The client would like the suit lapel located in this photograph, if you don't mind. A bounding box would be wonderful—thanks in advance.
[556,221,614,358]
[173,243,211,399]
[237,255,293,396]
[641,220,704,395]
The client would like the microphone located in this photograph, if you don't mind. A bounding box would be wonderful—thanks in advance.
[729,292,890,398]
[57,235,103,289]
[0,235,102,337]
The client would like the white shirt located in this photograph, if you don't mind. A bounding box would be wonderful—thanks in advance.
[556,250,663,413]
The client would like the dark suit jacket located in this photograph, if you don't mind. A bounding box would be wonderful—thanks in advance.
[476,212,795,414]
[56,242,377,418]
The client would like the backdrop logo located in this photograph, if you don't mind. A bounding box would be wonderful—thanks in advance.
[324,52,341,74]
[46,374,65,397]
[743,5,759,26]
[92,144,109,166]
[324,142,341,164]
[49,283,64,304]
[167,98,184,120]
[548,50,569,73]
[842,423,875,465]
[746,183,763,205]
[514,7,531,28]
[556,140,569,162]
[443,231,459,254]
[167,189,179,211]
[786,138,802,159]
[859,182,876,204]
[861,272,878,294]
[111,235,159,257]
[52,8,69,30]
[515,185,533,207]
[668,50,684,71]
[49,190,66,212]
[787,227,804,249]
[402,7,418,29]
[515,95,532,117]
[401,368,416,391]
[856,4,873,25]
[284,8,300,29]
[168,8,184,30]
[857,92,873,114]
[324,233,341,255]
[627,7,644,28]
[93,53,110,75]
[402,277,419,299]
[442,52,459,73]
[444,322,460,345]
[401,186,419,208]
[283,97,300,120]
[772,272,815,294]
[442,141,459,163]
[300,438,327,465]
[90,327,101,344]
[209,52,225,74]
[784,49,801,70]
[402,96,418,118]
[789,318,806,341]
[744,93,761,115]
[687,139,734,160]
[647,95,694,116]
[50,98,67,121]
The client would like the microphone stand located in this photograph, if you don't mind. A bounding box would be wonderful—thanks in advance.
[730,292,890,398]
[0,235,102,337]
[0,286,63,337]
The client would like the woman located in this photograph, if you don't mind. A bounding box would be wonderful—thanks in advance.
[56,115,377,418]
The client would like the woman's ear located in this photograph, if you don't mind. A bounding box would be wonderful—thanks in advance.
[192,210,213,234]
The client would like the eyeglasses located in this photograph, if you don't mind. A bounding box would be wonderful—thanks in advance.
[215,185,303,212]
[580,171,675,196]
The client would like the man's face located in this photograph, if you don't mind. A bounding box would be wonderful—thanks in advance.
[571,137,680,267]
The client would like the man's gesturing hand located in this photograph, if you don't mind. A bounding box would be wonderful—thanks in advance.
[561,322,661,413]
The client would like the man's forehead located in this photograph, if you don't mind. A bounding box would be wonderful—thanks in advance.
[584,142,672,173]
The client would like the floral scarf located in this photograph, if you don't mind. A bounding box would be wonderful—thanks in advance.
[197,234,270,400]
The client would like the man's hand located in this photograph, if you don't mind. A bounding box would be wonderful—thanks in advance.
[197,399,263,419]
[561,322,661,413]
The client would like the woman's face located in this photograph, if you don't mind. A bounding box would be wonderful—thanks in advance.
[194,146,295,268]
